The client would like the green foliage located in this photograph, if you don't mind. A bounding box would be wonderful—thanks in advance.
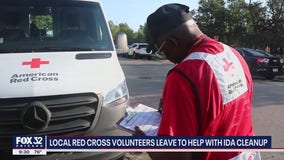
[136,25,146,42]
[108,21,147,44]
[32,15,52,30]
[108,20,120,40]
[195,0,284,51]
[196,0,228,42]
[265,0,284,49]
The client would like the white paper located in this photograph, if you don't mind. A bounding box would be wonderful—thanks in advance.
[118,104,161,136]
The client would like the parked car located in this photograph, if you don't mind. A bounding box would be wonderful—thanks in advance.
[236,48,284,79]
[127,43,152,59]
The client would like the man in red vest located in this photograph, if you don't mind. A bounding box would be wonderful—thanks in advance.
[135,3,261,160]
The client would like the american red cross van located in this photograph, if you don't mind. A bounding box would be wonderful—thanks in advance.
[0,0,130,159]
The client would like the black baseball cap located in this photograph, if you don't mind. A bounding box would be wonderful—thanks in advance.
[146,3,192,53]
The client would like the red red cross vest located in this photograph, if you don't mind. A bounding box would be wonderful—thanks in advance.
[158,37,257,160]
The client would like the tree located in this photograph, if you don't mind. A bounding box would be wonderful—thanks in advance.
[265,0,284,52]
[245,1,267,48]
[118,23,135,43]
[195,0,284,50]
[226,0,248,46]
[196,0,228,42]
[136,25,146,42]
[108,21,147,44]
[108,20,120,40]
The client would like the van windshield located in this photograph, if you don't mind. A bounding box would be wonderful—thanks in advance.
[0,0,114,53]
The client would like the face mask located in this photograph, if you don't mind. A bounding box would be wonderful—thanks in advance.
[154,41,166,56]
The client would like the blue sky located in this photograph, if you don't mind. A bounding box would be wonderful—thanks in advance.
[101,0,199,31]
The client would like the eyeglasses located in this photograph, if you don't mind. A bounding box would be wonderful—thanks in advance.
[154,41,166,55]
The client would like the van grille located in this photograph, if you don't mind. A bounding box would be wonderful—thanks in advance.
[0,93,99,137]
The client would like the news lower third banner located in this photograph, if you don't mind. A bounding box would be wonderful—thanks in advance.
[13,136,272,155]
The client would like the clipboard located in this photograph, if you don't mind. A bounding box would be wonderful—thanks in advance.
[116,103,161,136]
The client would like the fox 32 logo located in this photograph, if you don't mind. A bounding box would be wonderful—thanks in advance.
[13,136,46,149]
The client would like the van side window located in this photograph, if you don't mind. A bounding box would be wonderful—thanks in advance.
[0,11,27,41]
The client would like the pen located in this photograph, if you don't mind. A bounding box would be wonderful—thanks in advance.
[125,112,136,123]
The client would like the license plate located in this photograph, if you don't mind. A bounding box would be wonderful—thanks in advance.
[272,68,278,72]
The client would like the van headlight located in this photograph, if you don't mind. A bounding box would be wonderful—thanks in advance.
[103,80,129,106]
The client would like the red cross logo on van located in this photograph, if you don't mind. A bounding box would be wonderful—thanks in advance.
[22,58,49,68]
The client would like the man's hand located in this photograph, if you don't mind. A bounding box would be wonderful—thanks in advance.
[132,126,146,136]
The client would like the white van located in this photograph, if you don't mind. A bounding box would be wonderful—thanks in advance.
[0,0,130,159]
